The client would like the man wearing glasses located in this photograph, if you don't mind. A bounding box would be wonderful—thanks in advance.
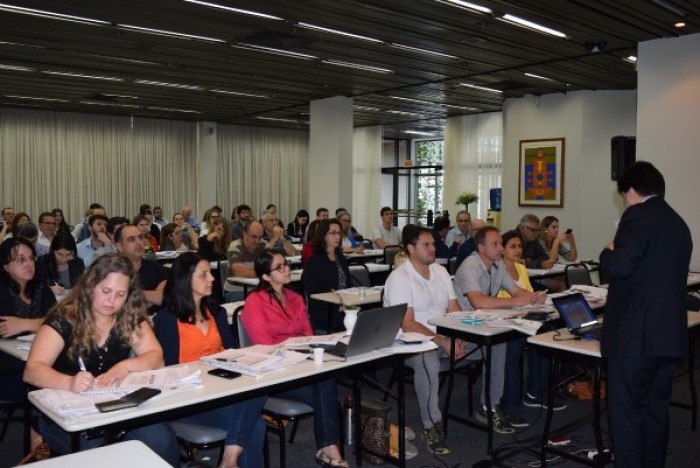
[226,221,265,301]
[36,212,57,257]
[516,214,554,269]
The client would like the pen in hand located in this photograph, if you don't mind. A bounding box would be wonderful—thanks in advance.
[78,356,94,391]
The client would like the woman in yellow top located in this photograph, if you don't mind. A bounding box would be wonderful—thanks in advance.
[497,231,565,428]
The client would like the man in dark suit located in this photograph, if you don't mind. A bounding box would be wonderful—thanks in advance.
[600,161,692,467]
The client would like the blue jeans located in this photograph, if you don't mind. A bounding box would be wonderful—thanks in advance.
[178,396,266,468]
[500,337,551,414]
[273,379,339,449]
[39,415,180,467]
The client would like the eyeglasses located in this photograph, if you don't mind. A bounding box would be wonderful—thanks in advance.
[525,226,541,233]
[12,255,35,265]
[272,261,290,273]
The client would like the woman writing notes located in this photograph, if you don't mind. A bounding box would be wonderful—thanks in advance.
[154,252,266,468]
[23,254,178,464]
[244,249,347,467]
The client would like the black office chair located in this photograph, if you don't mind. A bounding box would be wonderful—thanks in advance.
[349,264,372,287]
[230,306,315,468]
[565,263,594,288]
[171,421,226,465]
[383,245,404,269]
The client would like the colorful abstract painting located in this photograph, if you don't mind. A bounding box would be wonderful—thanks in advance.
[518,138,565,207]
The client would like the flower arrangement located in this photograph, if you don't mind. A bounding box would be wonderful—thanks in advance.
[456,191,479,206]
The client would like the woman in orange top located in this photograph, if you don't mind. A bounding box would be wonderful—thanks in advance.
[154,252,266,468]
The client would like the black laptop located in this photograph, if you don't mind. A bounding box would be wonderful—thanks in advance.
[552,293,603,340]
[317,304,407,359]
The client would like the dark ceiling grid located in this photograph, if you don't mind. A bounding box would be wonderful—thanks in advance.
[0,0,696,137]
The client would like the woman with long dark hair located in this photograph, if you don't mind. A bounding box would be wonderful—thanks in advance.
[35,231,85,298]
[286,209,310,238]
[301,219,352,332]
[154,252,266,468]
[243,249,347,467]
[51,208,71,235]
[23,254,178,464]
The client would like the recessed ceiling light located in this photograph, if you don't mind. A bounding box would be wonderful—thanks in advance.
[43,71,124,81]
[118,24,226,43]
[389,43,458,59]
[675,21,686,28]
[210,89,269,99]
[623,55,637,64]
[234,43,317,60]
[183,0,282,20]
[499,14,567,38]
[297,22,382,43]
[323,60,392,74]
[102,93,139,99]
[79,100,140,108]
[134,79,205,90]
[405,130,436,136]
[0,3,109,25]
[254,116,305,123]
[0,63,34,72]
[147,106,201,113]
[435,0,492,14]
[460,82,503,93]
[5,94,69,102]
[524,72,555,81]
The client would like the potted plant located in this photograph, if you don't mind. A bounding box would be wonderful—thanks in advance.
[456,191,479,210]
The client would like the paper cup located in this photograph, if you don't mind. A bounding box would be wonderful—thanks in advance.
[313,347,324,365]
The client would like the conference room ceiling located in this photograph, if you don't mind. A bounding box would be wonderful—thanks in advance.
[0,1,697,139]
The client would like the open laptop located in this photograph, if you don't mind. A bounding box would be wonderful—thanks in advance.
[552,293,603,340]
[316,304,407,359]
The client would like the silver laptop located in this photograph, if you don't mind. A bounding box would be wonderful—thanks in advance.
[318,304,407,359]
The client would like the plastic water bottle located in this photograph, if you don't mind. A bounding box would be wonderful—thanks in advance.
[344,396,354,446]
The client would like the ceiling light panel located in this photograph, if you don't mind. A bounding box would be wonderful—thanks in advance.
[297,22,382,43]
[435,0,492,14]
[118,24,226,43]
[5,94,69,102]
[0,63,34,71]
[211,89,270,98]
[43,71,124,81]
[183,0,283,20]
[499,14,567,38]
[323,60,392,74]
[460,82,503,93]
[134,79,205,90]
[389,43,458,59]
[0,3,109,25]
[234,43,317,60]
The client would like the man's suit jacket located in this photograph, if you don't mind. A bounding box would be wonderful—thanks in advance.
[599,196,692,358]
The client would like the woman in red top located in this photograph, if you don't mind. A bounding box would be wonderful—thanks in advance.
[300,220,319,267]
[243,249,347,467]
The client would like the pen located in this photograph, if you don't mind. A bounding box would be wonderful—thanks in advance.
[538,289,549,296]
[78,356,87,372]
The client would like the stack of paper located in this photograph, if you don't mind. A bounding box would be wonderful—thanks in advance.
[202,348,309,377]
[81,366,201,395]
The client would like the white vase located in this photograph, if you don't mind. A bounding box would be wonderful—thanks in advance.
[343,307,360,334]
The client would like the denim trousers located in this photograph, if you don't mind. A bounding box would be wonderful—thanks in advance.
[500,337,551,414]
[273,379,339,449]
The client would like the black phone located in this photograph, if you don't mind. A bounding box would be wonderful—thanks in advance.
[565,228,573,235]
[95,387,161,413]
[208,368,242,380]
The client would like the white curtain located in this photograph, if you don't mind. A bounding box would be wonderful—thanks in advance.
[216,124,308,225]
[442,112,503,220]
[0,108,197,225]
[352,126,383,237]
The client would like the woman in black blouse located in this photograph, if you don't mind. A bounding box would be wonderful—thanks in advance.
[23,254,178,463]
[301,219,351,332]
[197,216,232,262]
[35,231,85,298]
[286,209,310,238]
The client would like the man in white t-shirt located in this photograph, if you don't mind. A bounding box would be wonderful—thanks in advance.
[372,206,401,249]
[383,225,465,455]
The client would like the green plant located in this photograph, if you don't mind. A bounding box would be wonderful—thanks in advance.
[456,191,479,205]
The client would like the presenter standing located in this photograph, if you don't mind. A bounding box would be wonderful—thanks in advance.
[600,161,692,467]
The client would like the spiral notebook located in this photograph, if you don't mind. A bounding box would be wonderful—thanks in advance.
[80,365,200,395]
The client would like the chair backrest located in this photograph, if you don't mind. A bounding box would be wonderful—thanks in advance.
[448,256,457,275]
[349,264,372,287]
[217,259,229,301]
[384,245,403,267]
[230,305,251,348]
[565,263,593,289]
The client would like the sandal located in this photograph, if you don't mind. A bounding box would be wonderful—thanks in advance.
[315,449,349,467]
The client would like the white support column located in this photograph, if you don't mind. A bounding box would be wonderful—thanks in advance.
[309,96,354,215]
[198,121,218,216]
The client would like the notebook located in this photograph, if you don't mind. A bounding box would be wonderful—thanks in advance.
[320,304,407,359]
[552,293,603,340]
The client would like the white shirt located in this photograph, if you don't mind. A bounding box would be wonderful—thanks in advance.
[383,260,456,332]
[372,223,401,249]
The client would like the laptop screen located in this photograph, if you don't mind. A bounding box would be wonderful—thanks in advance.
[552,293,598,330]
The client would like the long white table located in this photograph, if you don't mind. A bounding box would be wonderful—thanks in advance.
[0,337,31,361]
[310,287,383,307]
[29,348,412,466]
[25,440,170,467]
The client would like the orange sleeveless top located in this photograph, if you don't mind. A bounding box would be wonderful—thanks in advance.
[177,310,224,363]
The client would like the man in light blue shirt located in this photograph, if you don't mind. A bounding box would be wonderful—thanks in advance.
[445,210,472,248]
[76,214,110,267]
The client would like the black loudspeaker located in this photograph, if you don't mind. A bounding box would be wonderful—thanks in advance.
[611,136,636,181]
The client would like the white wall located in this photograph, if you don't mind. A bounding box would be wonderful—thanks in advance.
[502,90,637,260]
[638,33,700,270]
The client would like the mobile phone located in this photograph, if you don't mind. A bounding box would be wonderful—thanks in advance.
[208,368,242,380]
[565,228,573,235]
[95,387,161,413]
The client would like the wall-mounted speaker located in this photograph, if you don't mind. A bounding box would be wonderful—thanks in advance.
[611,136,636,181]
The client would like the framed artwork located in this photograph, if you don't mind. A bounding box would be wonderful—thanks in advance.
[518,138,565,207]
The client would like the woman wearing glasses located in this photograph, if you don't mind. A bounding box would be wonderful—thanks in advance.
[243,249,347,468]
[301,219,352,332]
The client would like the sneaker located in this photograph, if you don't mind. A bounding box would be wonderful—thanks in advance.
[422,425,450,455]
[501,412,530,428]
[475,406,515,434]
[524,393,568,411]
